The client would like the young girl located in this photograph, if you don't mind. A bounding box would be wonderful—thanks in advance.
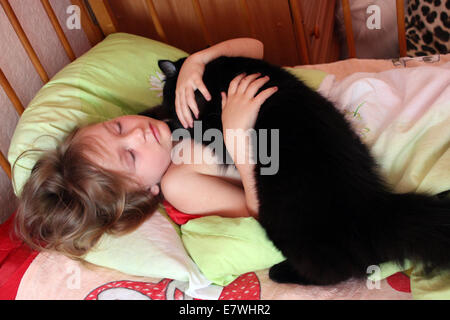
[15,38,277,258]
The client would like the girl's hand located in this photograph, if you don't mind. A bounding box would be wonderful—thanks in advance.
[221,73,277,133]
[175,54,212,128]
[221,73,277,164]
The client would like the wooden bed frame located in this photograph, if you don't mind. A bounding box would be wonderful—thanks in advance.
[0,0,408,182]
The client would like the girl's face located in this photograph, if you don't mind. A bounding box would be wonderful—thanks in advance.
[78,115,173,195]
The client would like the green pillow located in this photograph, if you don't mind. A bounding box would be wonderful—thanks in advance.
[8,32,188,196]
[181,216,286,286]
[284,67,327,91]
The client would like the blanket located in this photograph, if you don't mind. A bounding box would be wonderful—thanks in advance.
[15,249,410,300]
[318,62,450,299]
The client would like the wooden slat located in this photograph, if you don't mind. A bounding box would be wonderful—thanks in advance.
[0,0,49,83]
[191,0,213,46]
[145,0,168,43]
[0,67,18,181]
[70,0,104,45]
[289,0,310,65]
[341,0,356,58]
[239,0,257,38]
[0,151,11,180]
[40,0,76,62]
[396,0,407,57]
[0,68,24,116]
[87,0,118,36]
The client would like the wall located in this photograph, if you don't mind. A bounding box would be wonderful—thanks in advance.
[0,0,92,223]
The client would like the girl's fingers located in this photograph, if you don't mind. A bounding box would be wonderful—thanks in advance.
[221,92,227,109]
[175,91,186,128]
[176,109,187,128]
[237,73,261,94]
[254,86,278,106]
[186,88,199,119]
[182,102,193,128]
[228,73,247,95]
[196,80,211,102]
[178,88,195,128]
[177,89,190,128]
[180,88,187,113]
[246,76,270,97]
[179,73,274,129]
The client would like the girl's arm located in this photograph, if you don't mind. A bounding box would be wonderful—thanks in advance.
[161,160,254,218]
[193,38,264,63]
[221,73,277,217]
[176,38,264,128]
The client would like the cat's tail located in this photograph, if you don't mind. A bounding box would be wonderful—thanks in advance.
[374,192,450,272]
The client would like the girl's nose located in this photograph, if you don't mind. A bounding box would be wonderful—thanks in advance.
[124,126,146,145]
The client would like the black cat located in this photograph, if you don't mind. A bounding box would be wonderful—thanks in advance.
[140,56,450,286]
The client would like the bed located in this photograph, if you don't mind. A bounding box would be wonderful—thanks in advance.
[1,0,449,301]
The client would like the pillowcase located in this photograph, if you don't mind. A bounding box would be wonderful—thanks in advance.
[8,32,188,196]
[181,216,286,286]
[284,67,327,91]
[83,205,222,299]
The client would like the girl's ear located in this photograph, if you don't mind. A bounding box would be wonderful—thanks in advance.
[158,60,177,78]
[149,184,160,196]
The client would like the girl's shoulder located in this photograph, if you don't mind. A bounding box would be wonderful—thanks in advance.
[161,139,241,196]
[160,139,244,216]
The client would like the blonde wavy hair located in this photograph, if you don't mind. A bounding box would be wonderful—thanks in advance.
[14,127,161,259]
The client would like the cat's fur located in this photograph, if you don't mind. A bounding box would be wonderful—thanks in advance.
[140,56,450,286]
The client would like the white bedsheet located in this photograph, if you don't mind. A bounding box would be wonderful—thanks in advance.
[319,62,450,195]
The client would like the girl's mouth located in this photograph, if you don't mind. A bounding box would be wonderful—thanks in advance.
[149,123,160,143]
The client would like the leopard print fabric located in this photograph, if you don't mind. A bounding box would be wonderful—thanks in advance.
[405,0,450,57]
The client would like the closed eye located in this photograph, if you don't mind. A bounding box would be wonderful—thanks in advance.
[128,149,135,163]
[115,121,122,134]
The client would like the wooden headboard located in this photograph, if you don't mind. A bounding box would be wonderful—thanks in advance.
[0,0,409,182]
[84,0,341,66]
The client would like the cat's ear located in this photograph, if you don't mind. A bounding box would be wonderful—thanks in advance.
[158,60,178,78]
